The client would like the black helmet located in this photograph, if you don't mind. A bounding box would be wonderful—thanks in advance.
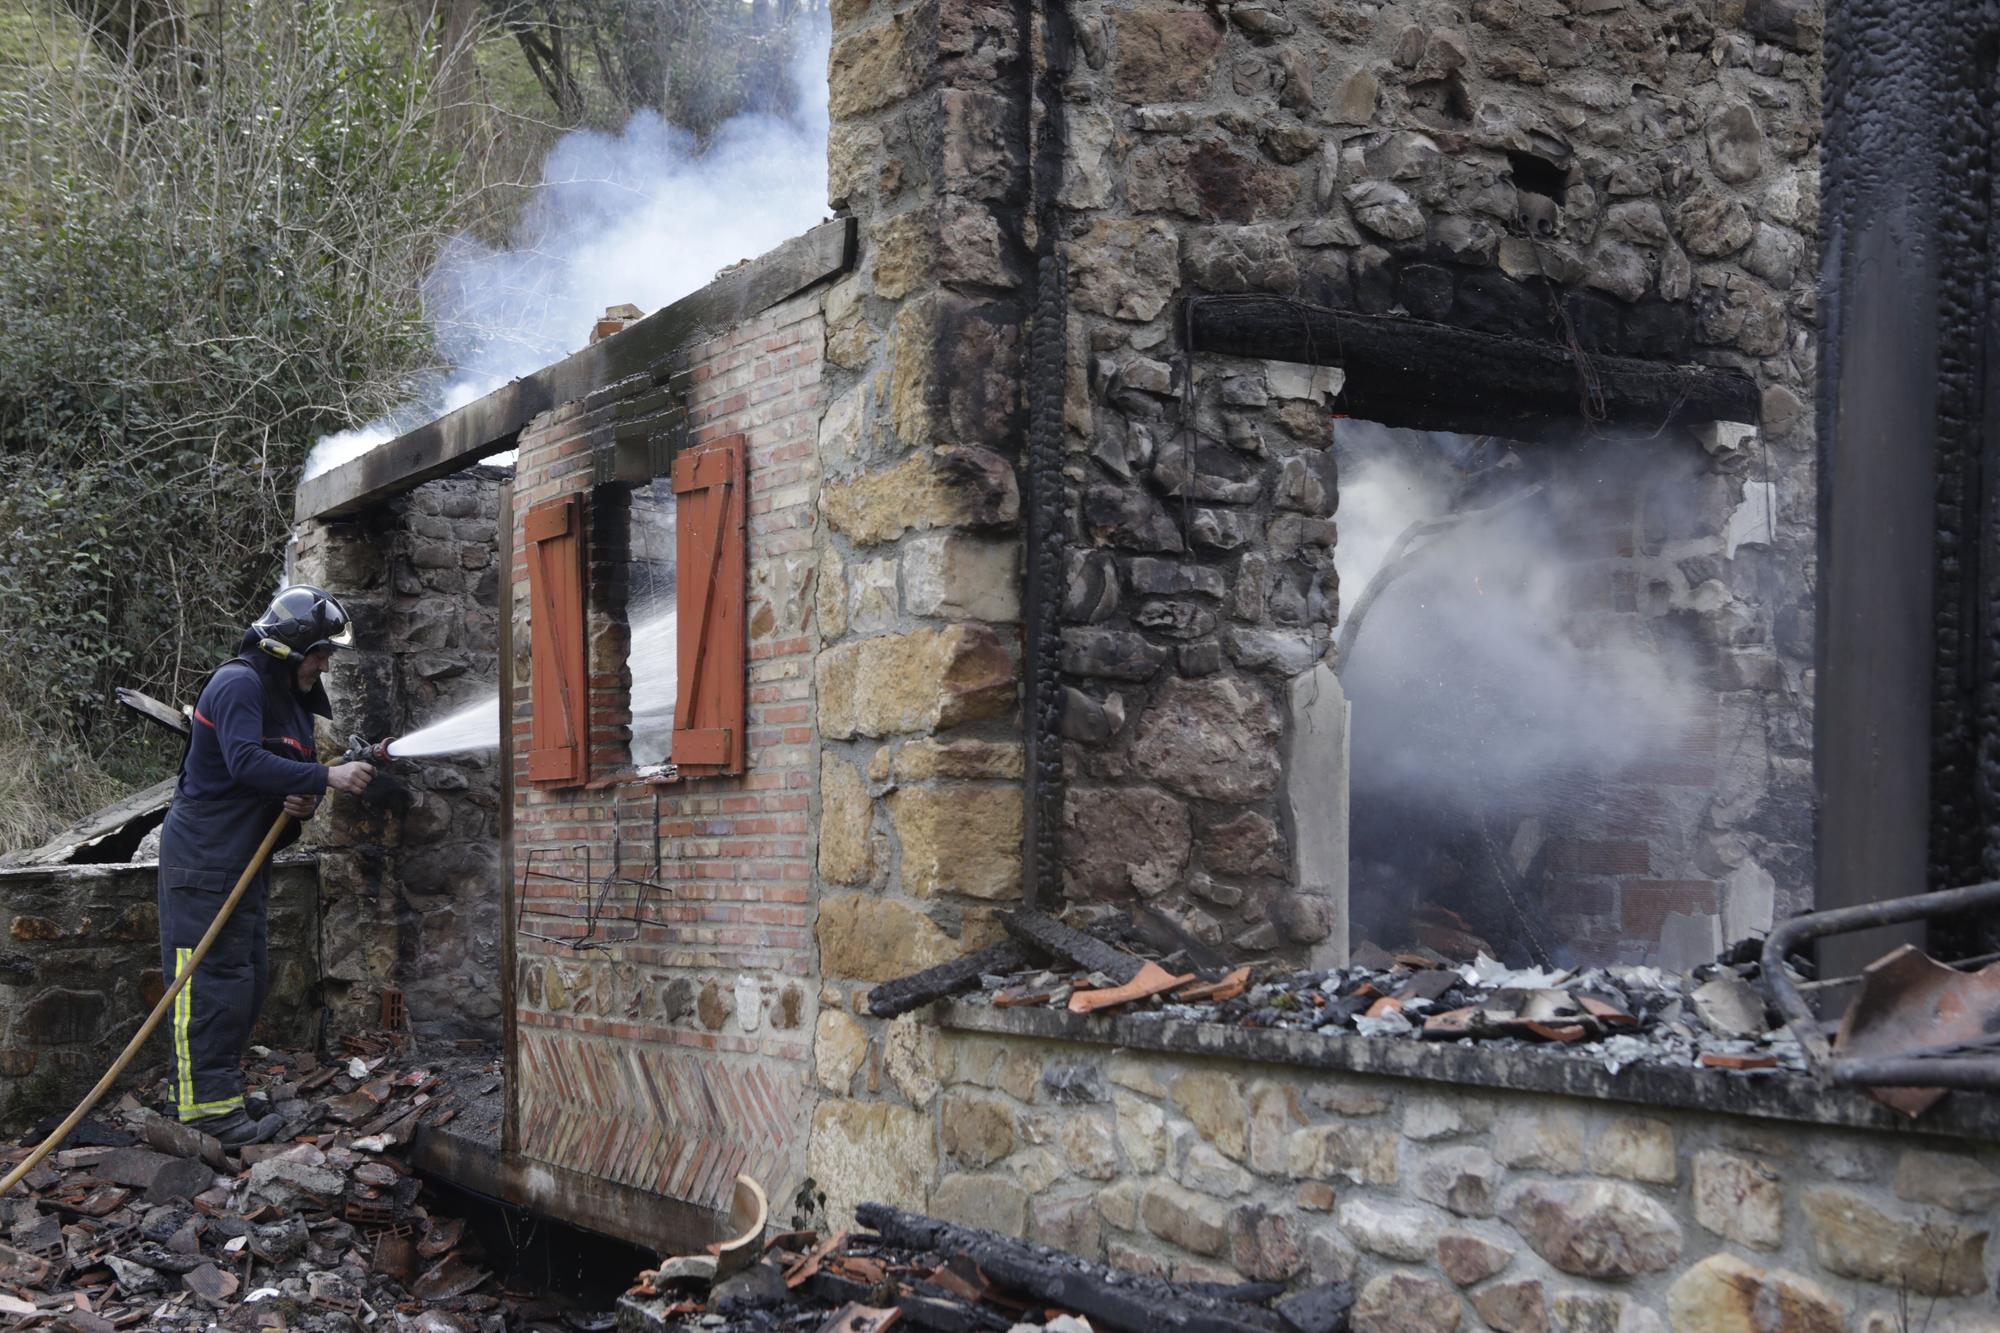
[251,585,355,659]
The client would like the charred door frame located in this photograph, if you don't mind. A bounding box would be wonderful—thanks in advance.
[1817,4,2000,971]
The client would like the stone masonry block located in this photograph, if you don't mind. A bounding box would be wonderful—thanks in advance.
[818,754,878,886]
[817,625,1018,739]
[886,783,1022,900]
[816,894,959,982]
[903,532,1021,622]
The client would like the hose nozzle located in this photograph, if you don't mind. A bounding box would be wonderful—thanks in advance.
[343,735,395,765]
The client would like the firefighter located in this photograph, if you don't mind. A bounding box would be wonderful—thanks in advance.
[158,586,376,1147]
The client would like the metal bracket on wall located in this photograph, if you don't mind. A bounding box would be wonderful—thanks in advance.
[514,793,671,951]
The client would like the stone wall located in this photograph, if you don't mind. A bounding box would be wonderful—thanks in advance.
[292,468,506,1043]
[809,0,1045,1210]
[1053,0,1821,963]
[816,1018,1999,1333]
[508,292,824,1219]
[0,860,317,1129]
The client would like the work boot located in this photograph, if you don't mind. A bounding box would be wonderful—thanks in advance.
[188,1108,285,1148]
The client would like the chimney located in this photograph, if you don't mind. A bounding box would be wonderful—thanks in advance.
[591,303,645,345]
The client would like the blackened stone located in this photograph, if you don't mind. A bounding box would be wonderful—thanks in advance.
[1084,485,1184,552]
[1180,642,1225,676]
[1624,301,1695,357]
[1744,0,1820,50]
[938,446,1025,530]
[1062,628,1171,682]
[1352,247,1397,313]
[1562,291,1627,353]
[1061,687,1115,743]
[1126,557,1228,598]
[1135,600,1219,640]
[1155,442,1264,504]
[18,990,107,1045]
[144,1158,218,1206]
[1277,1279,1358,1333]
[1455,271,1551,337]
[1397,263,1456,321]
[714,1259,789,1313]
[1300,250,1353,309]
[1066,551,1121,623]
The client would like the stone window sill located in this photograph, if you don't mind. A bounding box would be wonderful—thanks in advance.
[935,1000,2000,1145]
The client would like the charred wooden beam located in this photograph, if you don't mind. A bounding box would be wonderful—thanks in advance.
[1184,295,1759,440]
[855,1205,1306,1333]
[865,942,1036,1019]
[801,1272,1015,1333]
[1000,911,1145,984]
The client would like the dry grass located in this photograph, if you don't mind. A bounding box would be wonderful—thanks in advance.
[0,701,136,858]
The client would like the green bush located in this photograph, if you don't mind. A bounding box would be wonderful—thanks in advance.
[0,0,466,845]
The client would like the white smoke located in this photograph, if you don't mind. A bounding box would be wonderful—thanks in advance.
[1334,420,1697,811]
[304,15,832,480]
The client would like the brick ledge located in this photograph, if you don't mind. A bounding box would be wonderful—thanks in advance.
[935,1000,2000,1143]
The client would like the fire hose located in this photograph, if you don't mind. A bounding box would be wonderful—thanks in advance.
[0,735,394,1196]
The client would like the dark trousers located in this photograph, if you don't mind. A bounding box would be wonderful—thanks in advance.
[156,873,270,1121]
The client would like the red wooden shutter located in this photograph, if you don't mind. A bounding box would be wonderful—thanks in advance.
[672,436,748,775]
[526,495,588,785]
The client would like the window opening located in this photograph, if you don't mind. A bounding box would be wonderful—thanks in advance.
[1334,418,1795,969]
[626,476,680,770]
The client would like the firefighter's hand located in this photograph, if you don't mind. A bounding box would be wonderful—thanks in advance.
[325,761,376,795]
[283,793,320,819]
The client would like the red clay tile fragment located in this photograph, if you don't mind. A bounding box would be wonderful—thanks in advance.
[1068,961,1195,1014]
[1698,1052,1778,1070]
[1173,966,1253,1004]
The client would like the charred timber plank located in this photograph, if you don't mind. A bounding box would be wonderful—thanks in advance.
[866,943,1035,1018]
[1000,911,1145,984]
[296,218,856,522]
[855,1205,1298,1333]
[1184,295,1758,440]
[802,1272,1014,1333]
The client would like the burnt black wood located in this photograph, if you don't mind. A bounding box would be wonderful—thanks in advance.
[1000,910,1145,984]
[865,942,1036,1018]
[1185,295,1759,440]
[1274,1283,1358,1333]
[800,1272,1014,1333]
[855,1205,1310,1333]
[296,218,855,522]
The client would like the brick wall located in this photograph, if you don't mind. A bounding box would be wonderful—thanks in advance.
[508,293,824,1217]
[810,1020,2000,1333]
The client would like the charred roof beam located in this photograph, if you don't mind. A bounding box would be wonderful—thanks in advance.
[1184,294,1759,441]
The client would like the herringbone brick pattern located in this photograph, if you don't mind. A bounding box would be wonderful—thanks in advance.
[515,1026,804,1209]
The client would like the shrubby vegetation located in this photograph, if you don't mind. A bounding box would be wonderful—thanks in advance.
[0,0,822,849]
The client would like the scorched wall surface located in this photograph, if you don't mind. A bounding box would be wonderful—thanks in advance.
[509,292,824,1217]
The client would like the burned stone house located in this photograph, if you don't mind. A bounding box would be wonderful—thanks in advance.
[8,0,1998,1325]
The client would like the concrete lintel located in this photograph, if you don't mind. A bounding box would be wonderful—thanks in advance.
[295,218,856,523]
[411,1117,729,1256]
[935,1001,2000,1144]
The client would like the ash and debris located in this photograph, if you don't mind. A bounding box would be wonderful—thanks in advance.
[621,1203,1352,1333]
[0,1036,612,1333]
[964,913,1809,1077]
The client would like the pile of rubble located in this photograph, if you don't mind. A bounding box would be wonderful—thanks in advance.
[0,1037,607,1332]
[868,910,1808,1077]
[619,1202,1355,1333]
